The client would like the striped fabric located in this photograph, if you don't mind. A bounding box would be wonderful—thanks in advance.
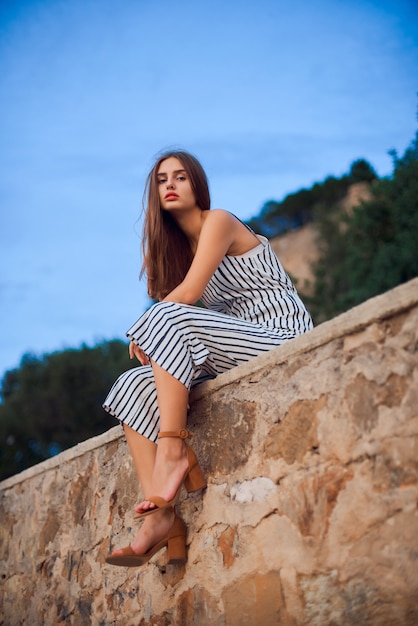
[103,235,313,441]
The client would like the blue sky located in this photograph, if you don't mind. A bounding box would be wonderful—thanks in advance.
[0,0,417,381]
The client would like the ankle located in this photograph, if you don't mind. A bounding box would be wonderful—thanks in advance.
[157,437,187,461]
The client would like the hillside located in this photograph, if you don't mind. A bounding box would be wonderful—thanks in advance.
[270,182,372,294]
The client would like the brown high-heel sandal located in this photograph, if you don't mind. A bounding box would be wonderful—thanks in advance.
[134,429,207,519]
[105,510,187,567]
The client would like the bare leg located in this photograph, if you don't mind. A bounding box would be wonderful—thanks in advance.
[110,362,192,555]
[111,425,175,556]
[123,424,156,497]
[135,359,190,514]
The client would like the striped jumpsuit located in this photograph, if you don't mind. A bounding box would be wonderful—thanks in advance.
[103,235,313,442]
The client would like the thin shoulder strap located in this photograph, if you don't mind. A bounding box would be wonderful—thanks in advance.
[226,210,256,234]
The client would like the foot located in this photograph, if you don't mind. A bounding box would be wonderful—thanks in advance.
[135,437,189,515]
[110,507,175,557]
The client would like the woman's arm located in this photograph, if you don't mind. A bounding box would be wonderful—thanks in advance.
[163,210,245,305]
[129,210,258,361]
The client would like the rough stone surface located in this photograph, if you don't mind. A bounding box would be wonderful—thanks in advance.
[1,278,418,626]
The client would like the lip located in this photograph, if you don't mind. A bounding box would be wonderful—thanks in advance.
[164,192,179,201]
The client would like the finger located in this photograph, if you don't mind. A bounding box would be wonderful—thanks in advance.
[139,353,150,366]
[134,346,147,365]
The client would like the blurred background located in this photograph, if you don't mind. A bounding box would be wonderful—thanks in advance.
[1,0,417,478]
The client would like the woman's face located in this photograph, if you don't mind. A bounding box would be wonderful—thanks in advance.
[157,157,198,212]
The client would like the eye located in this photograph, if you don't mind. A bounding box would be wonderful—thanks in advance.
[177,175,186,181]
[157,178,166,185]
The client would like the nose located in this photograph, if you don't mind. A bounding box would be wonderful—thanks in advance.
[166,178,175,189]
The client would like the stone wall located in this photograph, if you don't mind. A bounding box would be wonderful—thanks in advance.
[1,278,418,626]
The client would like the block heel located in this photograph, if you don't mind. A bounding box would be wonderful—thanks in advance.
[184,446,207,492]
[167,515,187,564]
[106,511,187,568]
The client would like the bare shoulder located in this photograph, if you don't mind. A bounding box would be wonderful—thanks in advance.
[202,209,243,231]
[203,208,235,223]
[202,209,259,256]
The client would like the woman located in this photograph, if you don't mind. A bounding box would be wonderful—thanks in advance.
[104,150,313,567]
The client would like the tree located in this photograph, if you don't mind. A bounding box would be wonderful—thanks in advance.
[349,159,378,184]
[246,173,356,239]
[308,132,418,322]
[0,340,136,480]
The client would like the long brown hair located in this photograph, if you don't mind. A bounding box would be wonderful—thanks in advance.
[141,150,211,300]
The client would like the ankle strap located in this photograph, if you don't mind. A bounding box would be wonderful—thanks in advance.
[158,429,191,440]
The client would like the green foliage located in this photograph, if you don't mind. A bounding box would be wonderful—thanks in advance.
[0,340,136,481]
[308,132,418,322]
[245,136,416,323]
[246,163,378,239]
[349,159,378,183]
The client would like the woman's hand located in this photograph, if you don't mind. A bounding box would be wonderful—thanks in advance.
[129,341,150,365]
